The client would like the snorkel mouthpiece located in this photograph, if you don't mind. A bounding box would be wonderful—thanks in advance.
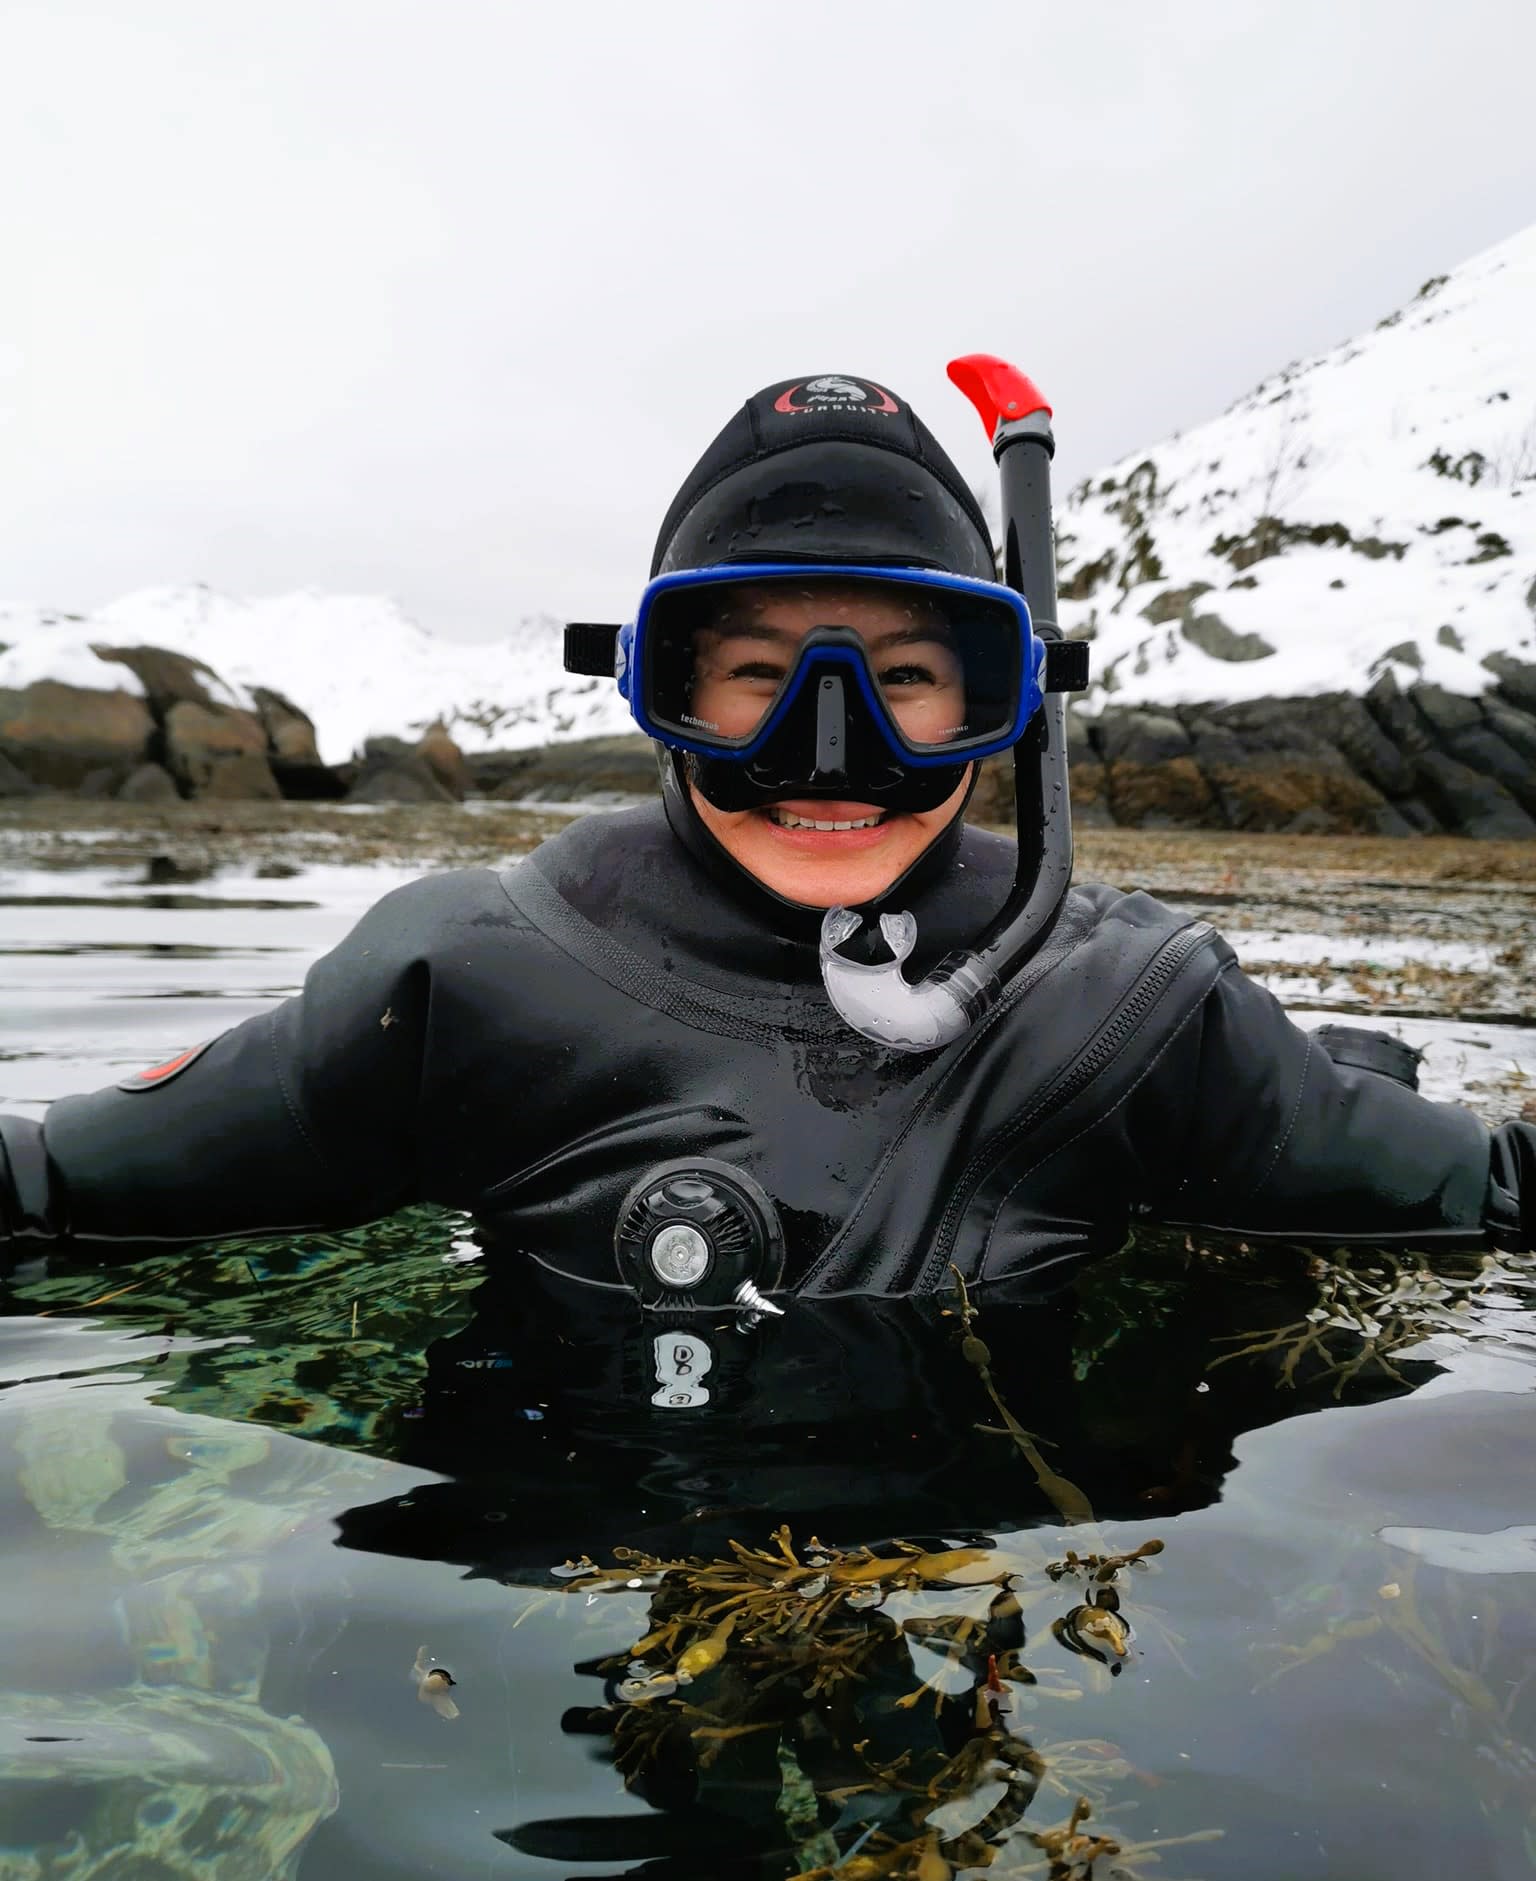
[818,909,999,1051]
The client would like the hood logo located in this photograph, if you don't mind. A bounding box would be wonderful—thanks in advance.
[773,376,900,416]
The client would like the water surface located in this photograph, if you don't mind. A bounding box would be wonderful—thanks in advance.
[2,833,1534,1880]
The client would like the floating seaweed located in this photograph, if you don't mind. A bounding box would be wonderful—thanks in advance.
[1208,1247,1535,1397]
[949,1267,1095,1527]
[552,1519,1208,1879]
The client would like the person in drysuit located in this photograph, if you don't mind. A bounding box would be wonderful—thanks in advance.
[2,363,1532,1326]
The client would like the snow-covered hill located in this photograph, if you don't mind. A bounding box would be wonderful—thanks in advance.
[4,224,1535,770]
[1056,224,1536,710]
[0,588,633,766]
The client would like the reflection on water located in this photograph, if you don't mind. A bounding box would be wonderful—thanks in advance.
[7,1218,1536,1879]
[2,848,1536,1878]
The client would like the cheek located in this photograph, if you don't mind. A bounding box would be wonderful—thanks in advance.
[691,675,763,739]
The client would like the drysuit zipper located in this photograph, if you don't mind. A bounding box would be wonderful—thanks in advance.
[923,919,1217,1286]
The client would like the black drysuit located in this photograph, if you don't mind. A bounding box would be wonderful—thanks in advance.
[1,805,1531,1292]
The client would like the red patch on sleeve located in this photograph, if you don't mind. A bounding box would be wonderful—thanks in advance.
[118,1038,216,1093]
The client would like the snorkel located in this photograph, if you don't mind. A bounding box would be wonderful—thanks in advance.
[817,356,1084,1050]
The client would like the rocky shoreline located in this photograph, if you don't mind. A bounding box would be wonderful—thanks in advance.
[4,638,1536,839]
[1018,657,1536,840]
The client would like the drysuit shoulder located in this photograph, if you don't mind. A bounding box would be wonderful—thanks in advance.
[6,867,527,1257]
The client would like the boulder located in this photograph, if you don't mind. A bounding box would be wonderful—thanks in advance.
[415,721,473,800]
[1092,706,1219,826]
[476,734,659,802]
[1182,699,1399,833]
[249,687,345,799]
[0,749,38,797]
[90,643,227,715]
[1180,611,1277,663]
[1374,639,1423,673]
[1409,682,1482,736]
[251,687,322,765]
[196,753,286,800]
[0,680,154,790]
[1062,707,1096,768]
[164,700,280,800]
[1140,582,1213,626]
[1094,707,1192,767]
[1482,653,1536,715]
[78,765,127,798]
[1435,721,1536,815]
[1364,669,1434,756]
[117,762,180,803]
[1483,697,1536,768]
[1068,773,1115,826]
[1412,751,1536,840]
[1391,797,1443,834]
[1306,693,1415,798]
[1108,755,1221,828]
[348,737,456,804]
[969,747,1113,829]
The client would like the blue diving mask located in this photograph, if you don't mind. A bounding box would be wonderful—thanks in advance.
[565,564,1059,816]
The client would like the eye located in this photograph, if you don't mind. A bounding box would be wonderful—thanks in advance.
[878,661,940,688]
[726,660,788,685]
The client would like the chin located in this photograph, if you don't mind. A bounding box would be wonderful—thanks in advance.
[756,867,895,910]
[730,822,926,909]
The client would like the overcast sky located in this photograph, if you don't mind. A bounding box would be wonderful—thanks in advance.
[2,0,1534,642]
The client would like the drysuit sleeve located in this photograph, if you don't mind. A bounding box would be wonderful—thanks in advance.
[1146,962,1534,1253]
[0,871,485,1265]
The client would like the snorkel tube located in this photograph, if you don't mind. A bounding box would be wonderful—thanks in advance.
[818,356,1085,1051]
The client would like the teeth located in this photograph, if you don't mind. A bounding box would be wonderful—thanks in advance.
[768,809,885,831]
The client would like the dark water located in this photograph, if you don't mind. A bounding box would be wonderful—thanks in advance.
[3,850,1536,1880]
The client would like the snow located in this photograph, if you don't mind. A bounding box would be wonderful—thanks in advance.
[0,587,633,765]
[0,608,150,697]
[1056,222,1536,712]
[3,222,1536,757]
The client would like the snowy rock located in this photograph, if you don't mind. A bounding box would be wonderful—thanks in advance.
[164,700,279,800]
[90,644,235,716]
[0,679,153,790]
[0,590,632,768]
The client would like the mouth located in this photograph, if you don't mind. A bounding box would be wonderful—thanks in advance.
[755,800,897,850]
[765,806,889,832]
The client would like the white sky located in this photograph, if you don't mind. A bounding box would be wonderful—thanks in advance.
[2,0,1534,642]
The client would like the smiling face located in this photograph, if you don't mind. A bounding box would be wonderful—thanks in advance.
[684,583,973,908]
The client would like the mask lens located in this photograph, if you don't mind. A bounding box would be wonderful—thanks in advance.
[640,574,1022,754]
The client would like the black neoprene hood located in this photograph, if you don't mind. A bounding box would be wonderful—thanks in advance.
[651,374,996,580]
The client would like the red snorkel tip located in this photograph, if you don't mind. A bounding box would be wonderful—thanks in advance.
[947,354,1052,442]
